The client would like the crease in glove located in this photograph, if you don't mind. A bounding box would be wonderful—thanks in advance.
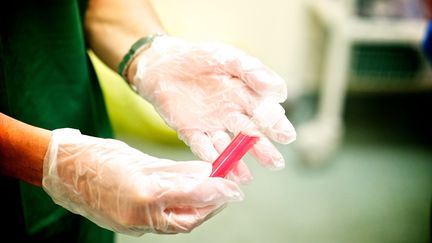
[130,36,296,183]
[42,128,243,236]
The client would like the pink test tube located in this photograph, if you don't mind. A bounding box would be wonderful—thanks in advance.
[210,133,259,178]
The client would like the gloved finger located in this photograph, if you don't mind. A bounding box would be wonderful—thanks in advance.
[178,130,253,183]
[136,171,242,234]
[138,160,215,177]
[179,130,219,162]
[225,79,293,144]
[251,99,296,144]
[162,204,225,233]
[227,160,254,185]
[224,112,285,170]
[250,137,285,170]
[220,47,288,102]
[210,130,253,184]
[227,87,296,144]
[161,176,243,208]
[225,77,259,114]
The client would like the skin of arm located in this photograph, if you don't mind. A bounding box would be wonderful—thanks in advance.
[85,0,166,74]
[0,113,51,186]
[426,0,432,19]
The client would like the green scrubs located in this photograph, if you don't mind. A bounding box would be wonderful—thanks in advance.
[0,0,114,242]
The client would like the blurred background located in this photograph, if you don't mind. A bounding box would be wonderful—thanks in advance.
[89,0,432,242]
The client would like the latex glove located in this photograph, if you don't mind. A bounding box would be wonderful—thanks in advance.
[42,128,243,236]
[129,35,296,183]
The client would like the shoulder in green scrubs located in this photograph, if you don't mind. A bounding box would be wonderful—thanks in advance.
[0,0,114,242]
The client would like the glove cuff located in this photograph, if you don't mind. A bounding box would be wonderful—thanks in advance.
[42,128,82,186]
[118,33,165,81]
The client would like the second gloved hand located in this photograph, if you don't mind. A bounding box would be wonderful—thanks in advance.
[128,35,296,183]
[42,128,243,236]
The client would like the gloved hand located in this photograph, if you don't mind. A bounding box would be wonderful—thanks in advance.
[42,128,243,236]
[128,35,296,183]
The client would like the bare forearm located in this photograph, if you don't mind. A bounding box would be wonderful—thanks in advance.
[0,113,51,186]
[85,0,165,71]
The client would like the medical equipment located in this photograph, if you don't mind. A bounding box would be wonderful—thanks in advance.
[210,133,259,178]
[296,0,431,165]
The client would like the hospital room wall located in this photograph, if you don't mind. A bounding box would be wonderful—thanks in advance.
[150,0,313,101]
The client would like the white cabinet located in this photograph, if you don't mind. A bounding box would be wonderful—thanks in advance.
[295,0,432,164]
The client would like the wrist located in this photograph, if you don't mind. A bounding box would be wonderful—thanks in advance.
[0,113,51,186]
[125,50,144,84]
[118,33,166,84]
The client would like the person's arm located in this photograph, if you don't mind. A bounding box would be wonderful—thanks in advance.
[84,0,165,71]
[0,112,242,235]
[0,113,51,186]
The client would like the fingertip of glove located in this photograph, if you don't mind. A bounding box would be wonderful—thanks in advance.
[276,126,297,145]
[234,175,254,186]
[210,177,245,201]
[271,158,286,171]
[229,188,245,202]
[227,161,254,185]
[265,117,297,145]
[259,155,285,171]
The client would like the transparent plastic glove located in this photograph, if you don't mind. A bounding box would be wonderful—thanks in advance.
[42,128,243,236]
[130,35,296,183]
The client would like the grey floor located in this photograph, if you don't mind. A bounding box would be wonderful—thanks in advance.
[116,92,432,243]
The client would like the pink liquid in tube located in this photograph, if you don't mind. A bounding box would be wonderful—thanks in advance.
[210,133,259,178]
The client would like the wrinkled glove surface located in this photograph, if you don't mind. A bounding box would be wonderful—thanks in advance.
[42,128,243,236]
[131,36,296,182]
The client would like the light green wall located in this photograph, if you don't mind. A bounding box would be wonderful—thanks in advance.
[89,52,180,144]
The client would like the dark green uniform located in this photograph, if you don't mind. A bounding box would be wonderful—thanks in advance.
[0,0,114,242]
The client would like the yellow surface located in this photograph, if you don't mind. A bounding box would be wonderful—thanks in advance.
[88,51,181,144]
